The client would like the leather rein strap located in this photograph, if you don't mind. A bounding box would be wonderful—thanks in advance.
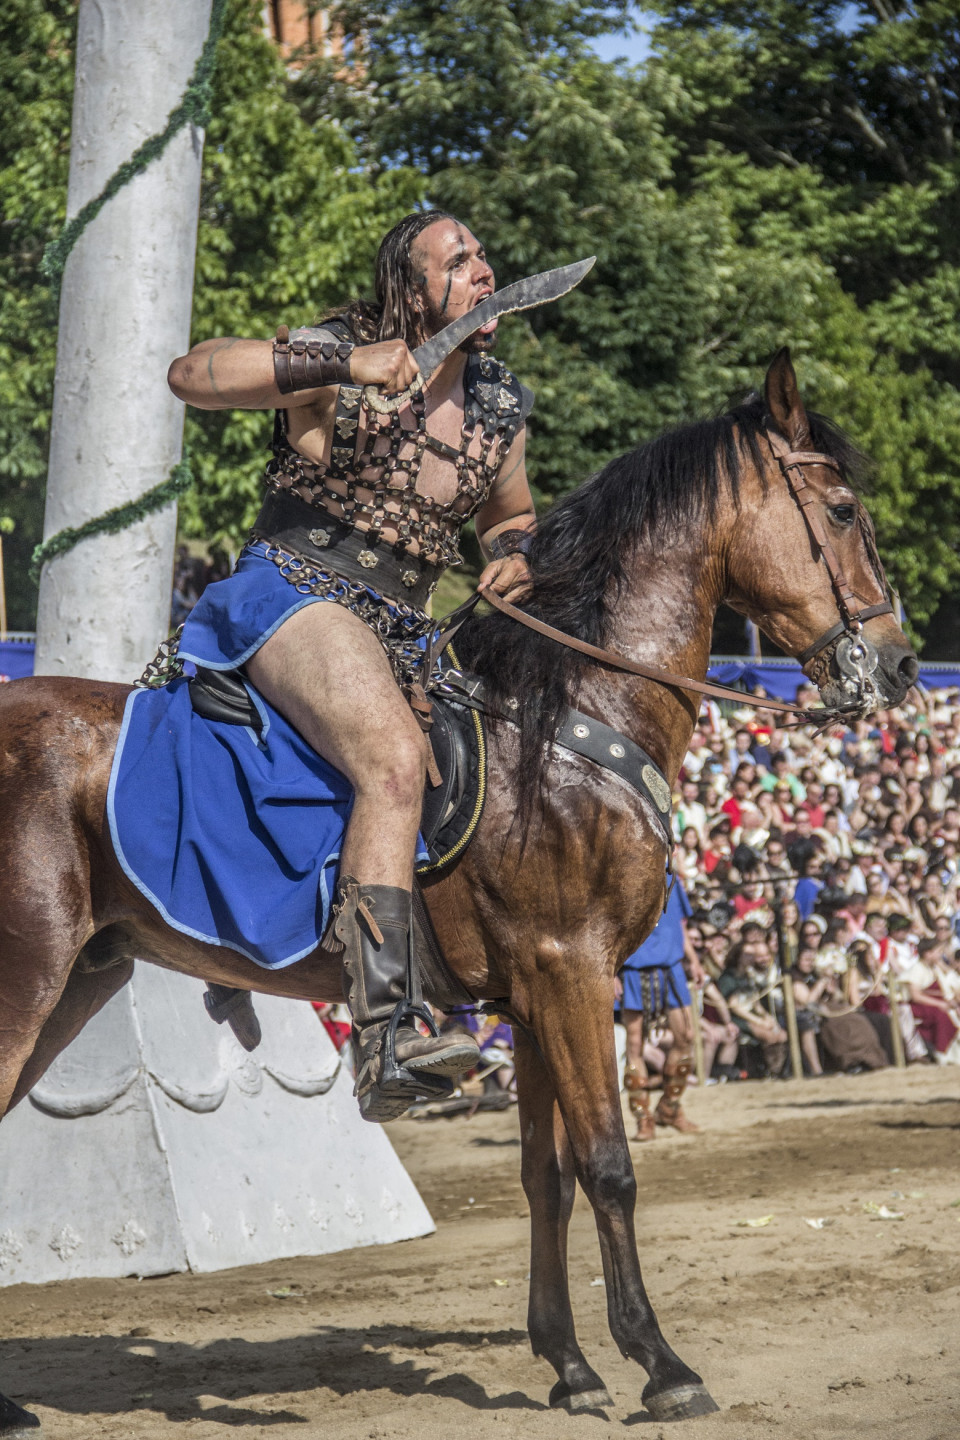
[431,428,897,722]
[480,589,805,716]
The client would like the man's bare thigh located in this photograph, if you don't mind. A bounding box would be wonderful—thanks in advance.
[245,600,423,783]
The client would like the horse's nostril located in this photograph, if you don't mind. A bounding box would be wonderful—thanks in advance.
[898,654,919,687]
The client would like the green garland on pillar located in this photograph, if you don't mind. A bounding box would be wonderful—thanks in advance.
[30,454,194,583]
[33,0,227,579]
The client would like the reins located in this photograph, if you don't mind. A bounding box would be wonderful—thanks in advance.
[430,427,897,729]
[480,589,808,716]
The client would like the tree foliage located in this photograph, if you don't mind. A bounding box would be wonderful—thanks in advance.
[0,0,75,628]
[314,0,960,641]
[0,0,421,626]
[0,0,958,647]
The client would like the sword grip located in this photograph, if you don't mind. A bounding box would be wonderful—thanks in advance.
[362,373,424,415]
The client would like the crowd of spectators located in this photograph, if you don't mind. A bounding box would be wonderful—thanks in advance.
[171,545,231,629]
[319,681,960,1108]
[656,681,960,1082]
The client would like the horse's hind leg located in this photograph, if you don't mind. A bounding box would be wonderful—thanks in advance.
[514,1029,613,1412]
[0,954,74,1122]
[0,1391,41,1435]
[0,883,93,1120]
[7,957,135,1112]
[535,978,718,1421]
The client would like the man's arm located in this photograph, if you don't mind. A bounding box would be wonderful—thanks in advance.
[474,427,536,601]
[167,334,421,413]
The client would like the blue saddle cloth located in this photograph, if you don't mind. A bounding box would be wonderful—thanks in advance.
[108,676,427,970]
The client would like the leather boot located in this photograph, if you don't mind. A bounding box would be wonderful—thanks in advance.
[329,878,481,1122]
[654,1052,700,1134]
[203,984,262,1052]
[624,1064,656,1142]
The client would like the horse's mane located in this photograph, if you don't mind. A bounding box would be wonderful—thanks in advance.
[454,394,869,829]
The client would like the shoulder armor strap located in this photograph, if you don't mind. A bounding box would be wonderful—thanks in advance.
[278,319,361,476]
[463,356,533,443]
[317,320,363,475]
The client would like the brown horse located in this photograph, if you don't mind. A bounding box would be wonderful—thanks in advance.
[0,351,916,1432]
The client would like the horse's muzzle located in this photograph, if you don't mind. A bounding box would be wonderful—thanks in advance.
[818,634,918,715]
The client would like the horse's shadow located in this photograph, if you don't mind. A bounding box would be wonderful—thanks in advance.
[2,1323,542,1426]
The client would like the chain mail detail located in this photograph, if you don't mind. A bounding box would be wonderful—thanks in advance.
[265,353,528,572]
[258,543,437,688]
[136,626,186,688]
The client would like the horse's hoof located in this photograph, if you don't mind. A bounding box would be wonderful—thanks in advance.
[0,1393,42,1437]
[549,1380,614,1412]
[643,1382,719,1421]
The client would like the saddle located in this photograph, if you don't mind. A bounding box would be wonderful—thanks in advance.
[189,663,673,1011]
[189,665,486,874]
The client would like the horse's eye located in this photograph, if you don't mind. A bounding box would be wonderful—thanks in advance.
[830,504,856,526]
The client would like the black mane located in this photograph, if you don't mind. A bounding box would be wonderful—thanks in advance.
[455,395,868,828]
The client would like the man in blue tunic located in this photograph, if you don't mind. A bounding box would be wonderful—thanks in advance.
[167,212,537,1120]
[618,878,703,1141]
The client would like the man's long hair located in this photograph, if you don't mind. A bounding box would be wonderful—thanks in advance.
[328,210,456,344]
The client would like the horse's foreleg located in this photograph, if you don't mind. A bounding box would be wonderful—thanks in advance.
[514,1029,612,1412]
[536,983,719,1422]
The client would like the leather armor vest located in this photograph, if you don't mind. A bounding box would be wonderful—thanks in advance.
[263,322,534,572]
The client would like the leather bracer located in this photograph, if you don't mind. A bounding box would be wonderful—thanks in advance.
[273,325,354,393]
[489,528,534,560]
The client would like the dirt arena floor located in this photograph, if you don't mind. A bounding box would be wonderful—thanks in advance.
[1,1065,957,1438]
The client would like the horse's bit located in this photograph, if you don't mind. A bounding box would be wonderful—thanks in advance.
[765,430,895,713]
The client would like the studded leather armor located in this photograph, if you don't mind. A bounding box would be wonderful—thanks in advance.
[263,323,533,573]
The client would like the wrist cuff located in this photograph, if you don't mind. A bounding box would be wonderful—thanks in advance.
[274,325,354,393]
[490,528,534,560]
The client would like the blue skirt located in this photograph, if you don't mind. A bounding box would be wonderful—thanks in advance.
[620,960,691,1013]
[178,541,366,671]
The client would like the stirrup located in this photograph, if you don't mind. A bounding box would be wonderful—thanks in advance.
[356,1001,455,1122]
[380,999,455,1098]
[203,984,262,1052]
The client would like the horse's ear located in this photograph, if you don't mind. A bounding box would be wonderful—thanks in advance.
[764,347,811,449]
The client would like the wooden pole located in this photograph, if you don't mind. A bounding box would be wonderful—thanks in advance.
[887,975,906,1070]
[781,974,804,1080]
[35,0,211,682]
[691,999,706,1087]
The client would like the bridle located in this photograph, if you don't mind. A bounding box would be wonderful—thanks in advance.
[765,429,894,710]
[433,428,898,724]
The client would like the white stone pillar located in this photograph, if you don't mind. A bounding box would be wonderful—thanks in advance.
[6,1,436,1289]
[34,0,210,682]
[0,973,433,1285]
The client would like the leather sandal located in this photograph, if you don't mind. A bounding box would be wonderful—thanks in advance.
[625,1065,656,1142]
[654,1055,700,1134]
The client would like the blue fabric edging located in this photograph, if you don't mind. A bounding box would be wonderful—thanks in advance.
[107,678,428,970]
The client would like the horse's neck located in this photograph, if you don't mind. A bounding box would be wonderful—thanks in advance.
[575,536,721,783]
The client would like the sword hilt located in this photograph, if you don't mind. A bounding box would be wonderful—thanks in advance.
[362,372,424,415]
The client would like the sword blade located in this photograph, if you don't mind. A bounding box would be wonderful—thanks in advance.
[411,256,595,382]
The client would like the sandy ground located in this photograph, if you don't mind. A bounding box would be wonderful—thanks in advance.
[1,1065,958,1438]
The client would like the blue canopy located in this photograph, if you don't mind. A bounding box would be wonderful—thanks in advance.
[707,657,960,703]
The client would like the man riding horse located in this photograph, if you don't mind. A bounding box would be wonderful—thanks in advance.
[168,211,537,1121]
